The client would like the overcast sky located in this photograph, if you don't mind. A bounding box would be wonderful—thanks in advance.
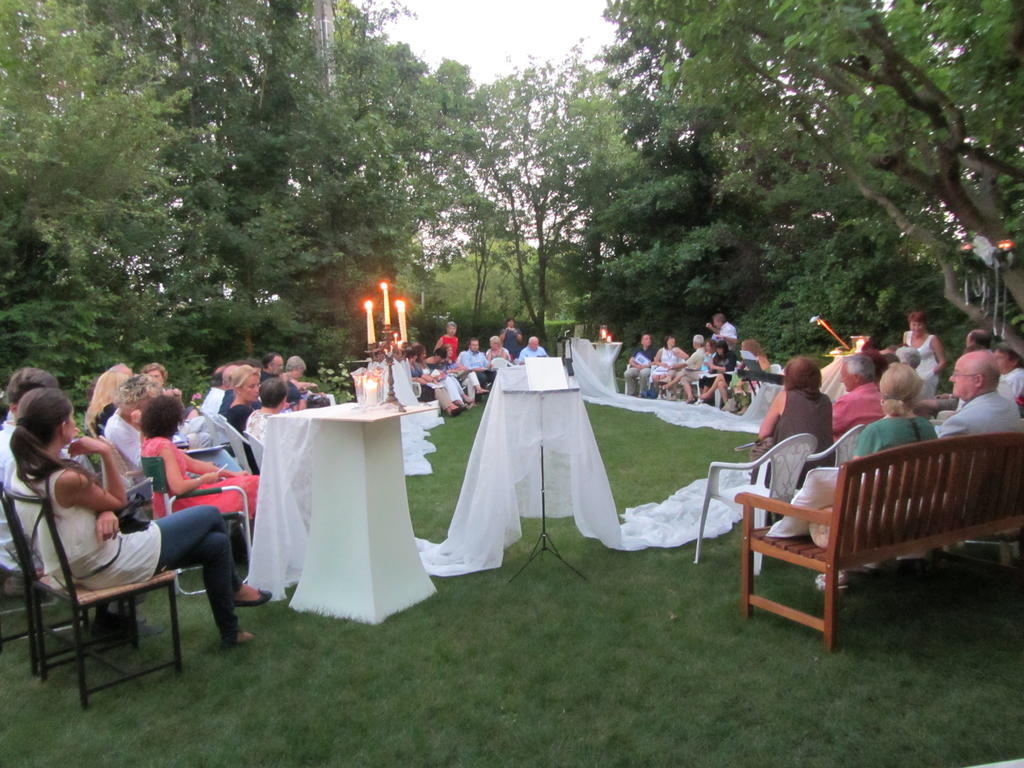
[382,0,617,83]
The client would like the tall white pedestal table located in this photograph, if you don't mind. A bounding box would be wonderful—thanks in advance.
[288,403,436,624]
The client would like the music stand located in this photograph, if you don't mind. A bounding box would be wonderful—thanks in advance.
[506,358,586,582]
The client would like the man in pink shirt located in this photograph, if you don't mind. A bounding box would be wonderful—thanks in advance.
[831,353,883,441]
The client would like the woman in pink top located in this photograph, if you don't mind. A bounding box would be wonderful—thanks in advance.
[434,321,459,365]
[141,395,258,520]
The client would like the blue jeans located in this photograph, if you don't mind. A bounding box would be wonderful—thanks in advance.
[155,506,241,642]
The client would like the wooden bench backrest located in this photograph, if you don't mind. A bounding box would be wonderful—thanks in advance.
[829,433,1024,565]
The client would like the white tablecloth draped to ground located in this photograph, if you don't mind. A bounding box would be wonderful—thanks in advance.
[248,364,442,598]
[568,339,773,434]
[417,367,626,576]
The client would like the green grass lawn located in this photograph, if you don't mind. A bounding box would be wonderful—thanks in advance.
[1,403,1022,767]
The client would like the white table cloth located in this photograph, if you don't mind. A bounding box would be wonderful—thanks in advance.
[247,367,442,608]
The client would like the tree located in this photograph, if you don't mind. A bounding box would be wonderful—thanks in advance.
[473,60,628,333]
[609,0,1024,352]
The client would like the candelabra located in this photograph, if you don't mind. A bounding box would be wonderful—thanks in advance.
[358,330,405,412]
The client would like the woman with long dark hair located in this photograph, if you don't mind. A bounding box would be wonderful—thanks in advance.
[9,388,268,648]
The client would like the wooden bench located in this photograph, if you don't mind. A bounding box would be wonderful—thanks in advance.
[736,433,1024,650]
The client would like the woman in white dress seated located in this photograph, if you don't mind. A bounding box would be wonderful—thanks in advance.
[651,336,688,397]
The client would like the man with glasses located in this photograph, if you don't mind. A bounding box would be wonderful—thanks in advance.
[936,351,1021,437]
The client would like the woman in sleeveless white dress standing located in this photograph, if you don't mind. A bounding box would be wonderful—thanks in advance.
[902,310,947,398]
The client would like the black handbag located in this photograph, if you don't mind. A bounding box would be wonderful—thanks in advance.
[116,493,152,533]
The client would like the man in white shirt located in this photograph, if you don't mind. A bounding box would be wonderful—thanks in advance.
[456,338,493,390]
[707,313,737,349]
[994,343,1024,414]
[937,351,1022,437]
[200,364,237,418]
[517,337,549,364]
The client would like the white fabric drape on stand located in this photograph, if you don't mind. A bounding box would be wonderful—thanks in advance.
[569,339,770,434]
[417,367,624,576]
[249,364,442,598]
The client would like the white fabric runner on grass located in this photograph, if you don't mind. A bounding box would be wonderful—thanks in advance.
[569,338,772,433]
[568,338,779,553]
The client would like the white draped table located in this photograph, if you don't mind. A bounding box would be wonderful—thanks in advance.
[249,402,437,623]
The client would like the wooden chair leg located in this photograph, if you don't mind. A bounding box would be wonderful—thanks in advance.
[740,506,753,618]
[823,567,838,651]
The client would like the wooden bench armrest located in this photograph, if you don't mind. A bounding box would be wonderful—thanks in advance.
[735,492,833,526]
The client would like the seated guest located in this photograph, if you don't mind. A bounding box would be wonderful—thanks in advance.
[141,362,182,399]
[407,343,463,417]
[964,328,993,352]
[456,338,492,392]
[245,378,289,442]
[665,335,705,403]
[937,351,1022,437]
[651,336,687,393]
[201,364,236,418]
[735,338,779,391]
[894,346,921,370]
[486,335,512,367]
[11,388,267,647]
[141,395,259,520]
[830,353,883,441]
[517,336,549,364]
[624,333,655,395]
[260,352,284,383]
[224,365,261,435]
[284,356,316,409]
[219,359,261,415]
[698,340,737,406]
[767,364,938,581]
[84,368,129,437]
[429,347,475,407]
[994,343,1024,414]
[757,356,833,482]
[104,374,163,471]
[0,367,59,579]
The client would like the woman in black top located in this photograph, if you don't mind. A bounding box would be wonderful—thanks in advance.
[698,340,738,406]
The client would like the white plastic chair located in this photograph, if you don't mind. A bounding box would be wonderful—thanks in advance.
[490,357,511,370]
[208,413,254,474]
[694,433,819,566]
[243,431,264,472]
[806,424,865,468]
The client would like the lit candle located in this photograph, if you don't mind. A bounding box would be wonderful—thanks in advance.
[395,299,407,342]
[364,377,379,405]
[364,300,375,345]
[380,282,391,326]
[607,333,613,342]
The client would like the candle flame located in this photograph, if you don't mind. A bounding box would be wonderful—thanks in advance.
[364,300,373,311]
[379,281,388,290]
[395,299,405,310]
